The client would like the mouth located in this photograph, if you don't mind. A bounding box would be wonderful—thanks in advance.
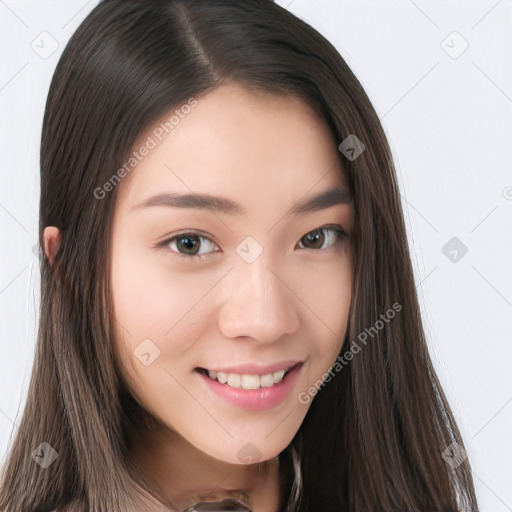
[195,362,303,391]
[195,361,305,410]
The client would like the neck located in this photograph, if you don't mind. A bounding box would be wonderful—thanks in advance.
[129,426,286,512]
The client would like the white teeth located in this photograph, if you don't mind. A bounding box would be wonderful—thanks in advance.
[273,370,285,383]
[205,367,291,389]
[241,374,260,390]
[259,373,274,388]
[227,373,241,388]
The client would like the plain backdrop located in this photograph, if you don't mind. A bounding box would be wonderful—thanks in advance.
[0,1,511,510]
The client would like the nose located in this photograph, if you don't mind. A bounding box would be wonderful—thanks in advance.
[217,254,301,343]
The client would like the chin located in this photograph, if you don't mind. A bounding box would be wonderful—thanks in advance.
[197,430,297,466]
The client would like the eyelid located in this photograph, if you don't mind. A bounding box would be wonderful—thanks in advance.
[155,224,347,262]
[154,230,219,261]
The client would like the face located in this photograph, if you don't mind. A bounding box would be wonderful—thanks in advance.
[110,82,354,465]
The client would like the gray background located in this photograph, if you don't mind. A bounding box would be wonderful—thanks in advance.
[0,1,511,509]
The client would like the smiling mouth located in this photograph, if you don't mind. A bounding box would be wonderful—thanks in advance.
[195,362,302,390]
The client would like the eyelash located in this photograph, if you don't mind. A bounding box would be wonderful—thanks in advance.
[155,225,347,263]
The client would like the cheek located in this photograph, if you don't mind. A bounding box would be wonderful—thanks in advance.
[111,245,174,331]
[292,261,351,396]
[109,246,208,420]
[293,251,352,357]
[111,240,218,340]
[110,240,224,388]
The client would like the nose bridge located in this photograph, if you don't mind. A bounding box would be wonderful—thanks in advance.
[218,247,300,342]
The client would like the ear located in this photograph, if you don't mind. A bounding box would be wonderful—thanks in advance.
[43,226,61,266]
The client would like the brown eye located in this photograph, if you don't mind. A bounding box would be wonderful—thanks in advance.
[297,226,346,250]
[175,234,201,255]
[159,231,218,260]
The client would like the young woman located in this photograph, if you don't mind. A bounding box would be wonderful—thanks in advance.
[0,1,479,511]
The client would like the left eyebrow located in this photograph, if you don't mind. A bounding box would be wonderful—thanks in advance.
[130,185,352,217]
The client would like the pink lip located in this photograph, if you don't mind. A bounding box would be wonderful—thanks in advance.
[197,362,304,411]
[200,359,302,376]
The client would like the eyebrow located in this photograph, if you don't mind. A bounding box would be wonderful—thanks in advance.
[130,184,352,217]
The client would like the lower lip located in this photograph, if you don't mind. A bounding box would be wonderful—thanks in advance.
[197,363,303,411]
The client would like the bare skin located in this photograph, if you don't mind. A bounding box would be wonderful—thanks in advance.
[44,82,354,511]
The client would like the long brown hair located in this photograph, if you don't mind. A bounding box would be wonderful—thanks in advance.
[0,1,479,510]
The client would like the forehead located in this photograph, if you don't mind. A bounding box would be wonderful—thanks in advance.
[115,82,349,213]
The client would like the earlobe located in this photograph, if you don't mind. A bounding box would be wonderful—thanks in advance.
[43,226,61,266]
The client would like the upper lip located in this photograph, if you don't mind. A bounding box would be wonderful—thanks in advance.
[198,359,303,376]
